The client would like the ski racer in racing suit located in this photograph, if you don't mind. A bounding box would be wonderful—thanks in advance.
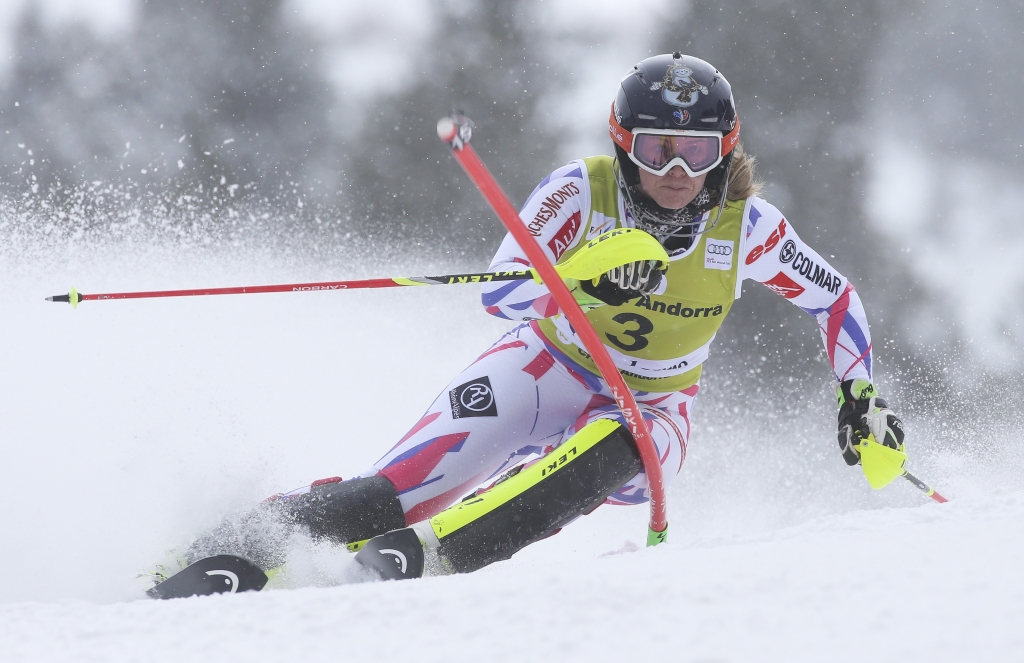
[176,53,906,587]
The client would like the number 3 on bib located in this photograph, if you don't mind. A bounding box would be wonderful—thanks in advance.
[605,312,654,351]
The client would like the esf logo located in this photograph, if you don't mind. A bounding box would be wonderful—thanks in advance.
[745,219,787,265]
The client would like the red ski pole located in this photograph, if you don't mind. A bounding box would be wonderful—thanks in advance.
[437,114,669,545]
[902,470,948,503]
[45,270,534,308]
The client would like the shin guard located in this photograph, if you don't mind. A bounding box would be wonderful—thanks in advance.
[356,419,642,578]
[434,419,641,572]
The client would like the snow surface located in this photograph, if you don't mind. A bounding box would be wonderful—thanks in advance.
[2,241,1023,662]
[3,493,1024,662]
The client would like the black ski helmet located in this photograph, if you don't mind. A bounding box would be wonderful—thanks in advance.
[609,52,740,250]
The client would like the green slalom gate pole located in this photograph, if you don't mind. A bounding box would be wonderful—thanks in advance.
[436,114,669,545]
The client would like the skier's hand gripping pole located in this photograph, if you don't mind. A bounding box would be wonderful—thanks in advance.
[437,113,669,545]
[837,379,948,503]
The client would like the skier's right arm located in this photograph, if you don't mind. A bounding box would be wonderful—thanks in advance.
[481,163,588,321]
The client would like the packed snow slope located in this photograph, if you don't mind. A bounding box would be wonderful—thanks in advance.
[2,238,1023,662]
[3,492,1023,662]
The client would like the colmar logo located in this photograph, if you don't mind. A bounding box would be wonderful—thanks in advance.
[779,239,796,263]
[788,251,842,295]
[763,272,805,299]
[745,218,787,265]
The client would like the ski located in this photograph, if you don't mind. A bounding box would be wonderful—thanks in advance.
[146,555,268,600]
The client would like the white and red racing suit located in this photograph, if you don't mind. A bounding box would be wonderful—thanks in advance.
[354,156,872,525]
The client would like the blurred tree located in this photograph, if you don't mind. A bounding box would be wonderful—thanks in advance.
[663,1,884,266]
[340,0,563,262]
[0,0,338,207]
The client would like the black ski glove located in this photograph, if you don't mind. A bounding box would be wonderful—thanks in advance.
[836,379,905,466]
[579,260,666,307]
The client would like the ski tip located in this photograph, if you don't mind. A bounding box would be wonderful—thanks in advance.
[146,555,268,600]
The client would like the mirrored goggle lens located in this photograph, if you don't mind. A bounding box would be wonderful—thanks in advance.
[632,134,721,174]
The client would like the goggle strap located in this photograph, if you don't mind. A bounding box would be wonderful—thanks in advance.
[608,104,633,152]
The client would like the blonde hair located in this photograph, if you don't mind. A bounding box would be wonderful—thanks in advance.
[726,143,763,201]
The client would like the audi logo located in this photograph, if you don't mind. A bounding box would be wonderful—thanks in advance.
[706,244,732,256]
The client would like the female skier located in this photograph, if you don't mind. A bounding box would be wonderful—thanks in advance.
[174,53,905,588]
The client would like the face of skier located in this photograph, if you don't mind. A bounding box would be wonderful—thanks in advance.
[638,165,708,209]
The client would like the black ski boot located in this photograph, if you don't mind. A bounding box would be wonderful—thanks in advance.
[147,475,408,598]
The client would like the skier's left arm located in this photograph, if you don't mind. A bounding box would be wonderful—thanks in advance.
[739,200,871,383]
[739,199,905,480]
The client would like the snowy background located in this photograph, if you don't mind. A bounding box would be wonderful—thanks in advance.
[1,1,1023,661]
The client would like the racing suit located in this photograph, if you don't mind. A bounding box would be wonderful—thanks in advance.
[360,155,872,524]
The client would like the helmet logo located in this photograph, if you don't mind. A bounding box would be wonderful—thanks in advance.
[651,64,708,108]
[672,109,690,125]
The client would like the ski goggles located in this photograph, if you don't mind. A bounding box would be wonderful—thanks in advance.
[609,107,740,177]
[627,129,724,177]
